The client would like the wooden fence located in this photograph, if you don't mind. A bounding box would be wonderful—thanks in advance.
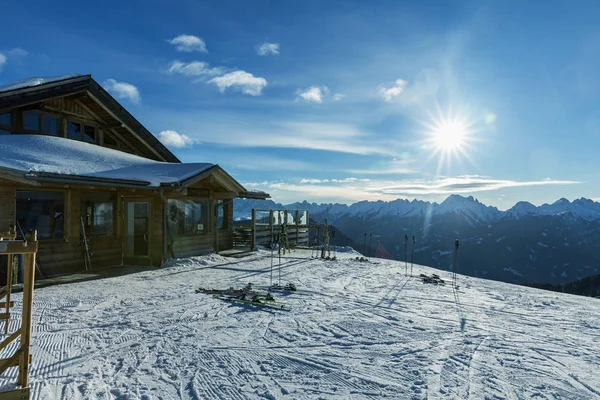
[233,209,313,250]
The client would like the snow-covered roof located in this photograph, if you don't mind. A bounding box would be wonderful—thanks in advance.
[0,135,214,187]
[0,74,82,93]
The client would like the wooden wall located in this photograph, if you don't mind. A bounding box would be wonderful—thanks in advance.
[0,179,238,276]
[0,180,15,234]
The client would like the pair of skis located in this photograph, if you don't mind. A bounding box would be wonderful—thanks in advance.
[213,292,290,311]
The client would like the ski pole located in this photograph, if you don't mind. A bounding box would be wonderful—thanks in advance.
[369,232,372,260]
[270,234,274,286]
[404,234,408,276]
[453,239,459,288]
[363,232,367,257]
[411,235,415,276]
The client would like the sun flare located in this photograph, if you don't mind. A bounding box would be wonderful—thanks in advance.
[433,120,467,151]
[418,110,480,174]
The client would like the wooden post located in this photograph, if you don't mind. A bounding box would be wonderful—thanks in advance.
[251,209,256,251]
[295,211,300,246]
[18,231,36,388]
[4,255,12,335]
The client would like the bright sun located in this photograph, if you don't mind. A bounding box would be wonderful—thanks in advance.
[433,120,467,151]
[418,110,479,173]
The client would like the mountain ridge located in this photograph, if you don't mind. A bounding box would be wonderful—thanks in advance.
[235,195,600,223]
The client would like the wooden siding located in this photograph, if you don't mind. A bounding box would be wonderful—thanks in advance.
[171,235,215,259]
[0,181,15,233]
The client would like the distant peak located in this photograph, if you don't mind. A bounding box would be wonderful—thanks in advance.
[553,198,570,205]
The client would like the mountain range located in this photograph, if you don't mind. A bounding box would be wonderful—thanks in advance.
[234,195,600,286]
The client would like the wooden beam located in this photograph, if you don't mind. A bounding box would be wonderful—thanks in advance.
[0,302,14,309]
[86,91,166,161]
[0,330,20,353]
[0,241,38,255]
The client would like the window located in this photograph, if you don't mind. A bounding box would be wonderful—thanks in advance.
[217,200,229,229]
[24,111,40,131]
[0,112,11,128]
[81,192,115,237]
[83,125,96,143]
[43,115,59,135]
[167,199,209,235]
[16,191,65,239]
[68,121,81,139]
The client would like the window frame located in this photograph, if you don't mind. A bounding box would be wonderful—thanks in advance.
[167,198,211,237]
[80,192,117,238]
[0,110,13,134]
[67,118,98,143]
[21,110,62,136]
[16,189,67,241]
[217,200,230,230]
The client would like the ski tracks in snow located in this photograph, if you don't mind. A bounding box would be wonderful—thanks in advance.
[2,250,600,399]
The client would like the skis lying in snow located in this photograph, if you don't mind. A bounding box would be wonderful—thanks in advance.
[213,294,290,311]
[196,283,256,296]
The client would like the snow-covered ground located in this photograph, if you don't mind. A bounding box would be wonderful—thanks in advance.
[2,249,600,399]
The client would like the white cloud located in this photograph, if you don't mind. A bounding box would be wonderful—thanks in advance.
[378,79,407,102]
[332,93,345,101]
[300,179,329,184]
[256,43,279,56]
[0,53,6,71]
[158,130,195,148]
[103,79,141,104]
[208,70,267,96]
[168,34,207,52]
[166,61,223,77]
[297,86,329,103]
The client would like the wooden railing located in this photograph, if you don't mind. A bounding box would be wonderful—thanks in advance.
[0,230,38,399]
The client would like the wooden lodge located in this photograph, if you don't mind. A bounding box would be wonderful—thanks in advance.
[0,74,269,277]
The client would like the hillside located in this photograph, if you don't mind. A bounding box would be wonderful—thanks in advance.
[3,250,599,399]
[234,196,600,285]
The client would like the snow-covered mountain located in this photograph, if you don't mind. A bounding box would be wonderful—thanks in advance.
[235,195,600,223]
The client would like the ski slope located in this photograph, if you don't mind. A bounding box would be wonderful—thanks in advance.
[1,249,599,399]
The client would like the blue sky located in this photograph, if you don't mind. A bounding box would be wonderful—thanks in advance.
[2,0,600,209]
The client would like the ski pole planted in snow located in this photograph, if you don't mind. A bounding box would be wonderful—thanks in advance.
[411,235,415,276]
[363,232,367,257]
[369,232,373,260]
[453,239,460,288]
[404,234,408,276]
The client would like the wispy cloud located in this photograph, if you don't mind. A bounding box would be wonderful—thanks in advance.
[103,79,141,104]
[7,48,28,58]
[332,93,345,101]
[256,42,280,56]
[0,53,6,71]
[242,176,581,204]
[153,112,401,156]
[168,34,207,52]
[208,70,267,96]
[378,79,407,102]
[158,130,195,148]
[297,86,329,103]
[347,159,416,175]
[372,176,581,196]
[166,61,224,77]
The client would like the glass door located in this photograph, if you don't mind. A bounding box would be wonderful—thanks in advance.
[125,201,150,257]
